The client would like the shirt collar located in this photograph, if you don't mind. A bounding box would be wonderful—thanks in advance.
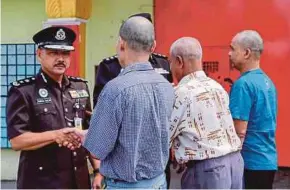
[38,69,70,88]
[241,68,263,76]
[178,70,207,86]
[119,62,153,76]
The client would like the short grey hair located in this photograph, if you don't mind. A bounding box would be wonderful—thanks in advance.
[233,30,264,56]
[119,16,154,52]
[170,37,203,61]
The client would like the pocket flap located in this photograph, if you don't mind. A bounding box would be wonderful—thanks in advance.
[34,104,57,115]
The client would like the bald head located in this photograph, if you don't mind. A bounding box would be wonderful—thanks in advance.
[232,30,264,58]
[169,37,203,82]
[170,37,202,61]
[119,16,155,53]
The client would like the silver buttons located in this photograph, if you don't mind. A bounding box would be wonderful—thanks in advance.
[39,167,43,170]
[65,108,68,112]
[74,167,77,171]
[44,108,48,112]
[68,122,72,127]
[82,105,85,108]
[73,152,77,156]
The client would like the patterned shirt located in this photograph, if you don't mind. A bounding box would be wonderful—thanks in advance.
[170,71,241,163]
[84,62,175,182]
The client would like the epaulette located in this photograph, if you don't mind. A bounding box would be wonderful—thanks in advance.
[152,53,167,59]
[67,76,88,83]
[10,77,36,87]
[101,55,118,64]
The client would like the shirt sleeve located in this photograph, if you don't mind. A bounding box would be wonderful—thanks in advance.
[169,90,187,146]
[6,87,31,140]
[84,88,122,160]
[229,80,253,121]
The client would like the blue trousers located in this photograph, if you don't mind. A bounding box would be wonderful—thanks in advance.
[105,173,167,189]
[181,151,244,189]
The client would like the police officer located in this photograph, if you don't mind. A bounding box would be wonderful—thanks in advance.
[6,26,95,189]
[93,13,173,106]
[92,13,172,188]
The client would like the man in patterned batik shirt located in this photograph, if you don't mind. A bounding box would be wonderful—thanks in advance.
[169,37,243,189]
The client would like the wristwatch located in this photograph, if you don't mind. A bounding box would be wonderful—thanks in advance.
[93,168,100,176]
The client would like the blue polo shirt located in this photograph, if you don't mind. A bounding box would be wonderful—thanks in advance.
[229,69,277,170]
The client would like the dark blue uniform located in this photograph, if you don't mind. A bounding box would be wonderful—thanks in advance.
[6,71,92,189]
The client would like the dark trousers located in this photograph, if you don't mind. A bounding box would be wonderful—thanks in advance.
[244,169,276,189]
[165,160,171,189]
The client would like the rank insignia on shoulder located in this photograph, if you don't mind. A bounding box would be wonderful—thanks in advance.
[102,55,118,63]
[154,68,169,74]
[67,76,87,83]
[152,53,167,58]
[11,77,36,87]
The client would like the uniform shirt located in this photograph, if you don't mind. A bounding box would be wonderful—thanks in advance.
[84,62,175,182]
[6,70,91,189]
[229,69,277,170]
[93,53,172,107]
[170,71,241,164]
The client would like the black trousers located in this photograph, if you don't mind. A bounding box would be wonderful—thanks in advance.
[165,161,171,189]
[244,169,276,189]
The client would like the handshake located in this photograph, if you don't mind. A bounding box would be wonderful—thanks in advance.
[53,128,87,150]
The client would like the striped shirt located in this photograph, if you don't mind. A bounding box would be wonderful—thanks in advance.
[84,62,174,182]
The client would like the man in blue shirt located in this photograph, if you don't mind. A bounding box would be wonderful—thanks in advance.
[61,16,174,189]
[229,30,278,189]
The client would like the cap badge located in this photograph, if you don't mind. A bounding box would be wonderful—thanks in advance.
[55,29,66,40]
[39,88,48,98]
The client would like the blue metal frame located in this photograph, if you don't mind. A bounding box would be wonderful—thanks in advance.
[1,43,41,148]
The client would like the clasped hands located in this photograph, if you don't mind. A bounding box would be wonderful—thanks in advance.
[53,111,92,149]
[53,127,85,150]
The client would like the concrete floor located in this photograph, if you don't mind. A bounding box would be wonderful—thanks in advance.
[1,168,289,189]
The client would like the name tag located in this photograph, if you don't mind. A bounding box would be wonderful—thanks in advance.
[36,97,52,104]
[74,117,83,130]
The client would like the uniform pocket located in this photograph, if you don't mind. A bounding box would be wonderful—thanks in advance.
[34,104,57,131]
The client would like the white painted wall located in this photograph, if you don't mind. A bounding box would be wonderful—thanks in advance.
[1,150,20,180]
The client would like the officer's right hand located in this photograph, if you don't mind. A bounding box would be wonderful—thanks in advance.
[61,128,87,150]
[54,128,81,149]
